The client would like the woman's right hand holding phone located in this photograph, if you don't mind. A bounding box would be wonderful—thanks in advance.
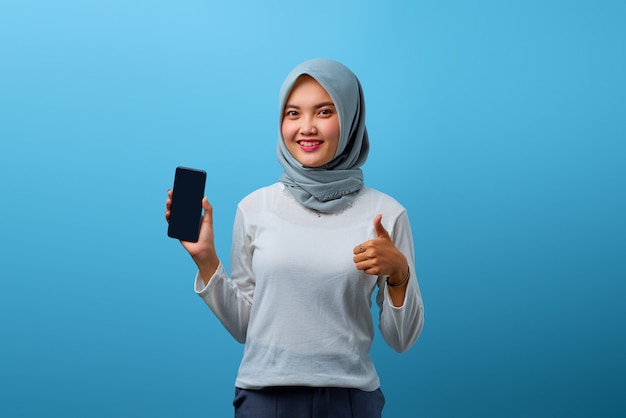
[166,190,220,285]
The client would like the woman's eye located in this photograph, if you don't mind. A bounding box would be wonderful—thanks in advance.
[319,108,333,116]
[285,110,298,117]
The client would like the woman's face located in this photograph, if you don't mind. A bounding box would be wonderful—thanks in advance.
[281,75,340,167]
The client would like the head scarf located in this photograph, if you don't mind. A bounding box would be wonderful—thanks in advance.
[277,58,369,213]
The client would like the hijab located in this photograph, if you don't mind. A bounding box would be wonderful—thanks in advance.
[276,58,369,213]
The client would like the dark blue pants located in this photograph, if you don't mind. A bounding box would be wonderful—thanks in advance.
[233,386,385,418]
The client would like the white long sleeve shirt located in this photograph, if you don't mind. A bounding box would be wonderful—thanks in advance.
[195,183,424,391]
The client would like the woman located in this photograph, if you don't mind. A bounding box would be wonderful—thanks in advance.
[166,58,424,417]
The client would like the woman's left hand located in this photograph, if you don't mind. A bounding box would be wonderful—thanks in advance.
[353,214,409,281]
[353,214,410,306]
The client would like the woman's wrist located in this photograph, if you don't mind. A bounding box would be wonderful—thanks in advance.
[194,254,220,285]
[386,267,410,287]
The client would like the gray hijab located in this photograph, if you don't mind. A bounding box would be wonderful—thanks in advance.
[277,58,369,213]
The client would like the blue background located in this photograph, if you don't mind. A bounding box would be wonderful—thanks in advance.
[1,1,624,417]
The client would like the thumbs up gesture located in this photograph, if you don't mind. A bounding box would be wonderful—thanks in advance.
[353,214,409,282]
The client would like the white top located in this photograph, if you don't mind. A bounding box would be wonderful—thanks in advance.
[195,183,424,391]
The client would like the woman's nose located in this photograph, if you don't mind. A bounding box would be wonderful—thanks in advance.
[300,116,317,135]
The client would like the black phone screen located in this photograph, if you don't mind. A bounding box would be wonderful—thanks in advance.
[167,166,207,242]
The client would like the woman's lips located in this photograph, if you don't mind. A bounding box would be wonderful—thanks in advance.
[297,139,323,152]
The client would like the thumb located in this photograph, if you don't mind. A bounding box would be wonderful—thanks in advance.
[373,214,390,239]
[202,197,213,223]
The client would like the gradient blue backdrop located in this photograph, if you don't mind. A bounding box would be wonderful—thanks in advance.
[1,1,624,417]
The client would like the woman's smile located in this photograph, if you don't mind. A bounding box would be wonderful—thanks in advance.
[297,139,324,152]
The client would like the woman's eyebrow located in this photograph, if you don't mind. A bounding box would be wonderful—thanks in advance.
[315,102,336,108]
[285,102,336,109]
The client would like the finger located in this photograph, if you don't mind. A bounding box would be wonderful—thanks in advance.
[353,242,366,255]
[354,259,382,276]
[201,197,212,221]
[373,214,390,240]
[165,191,172,221]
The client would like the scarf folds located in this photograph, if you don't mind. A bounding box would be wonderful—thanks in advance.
[276,58,370,213]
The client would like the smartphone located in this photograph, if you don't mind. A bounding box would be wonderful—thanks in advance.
[167,166,207,242]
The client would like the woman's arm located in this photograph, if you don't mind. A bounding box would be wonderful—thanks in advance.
[375,211,425,352]
[166,192,253,343]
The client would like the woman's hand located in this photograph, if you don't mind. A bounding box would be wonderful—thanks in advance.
[166,190,220,284]
[353,214,410,306]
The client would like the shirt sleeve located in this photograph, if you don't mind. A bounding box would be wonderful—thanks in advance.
[194,207,255,344]
[376,210,425,353]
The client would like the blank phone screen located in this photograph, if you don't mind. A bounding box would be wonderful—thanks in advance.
[167,167,206,242]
